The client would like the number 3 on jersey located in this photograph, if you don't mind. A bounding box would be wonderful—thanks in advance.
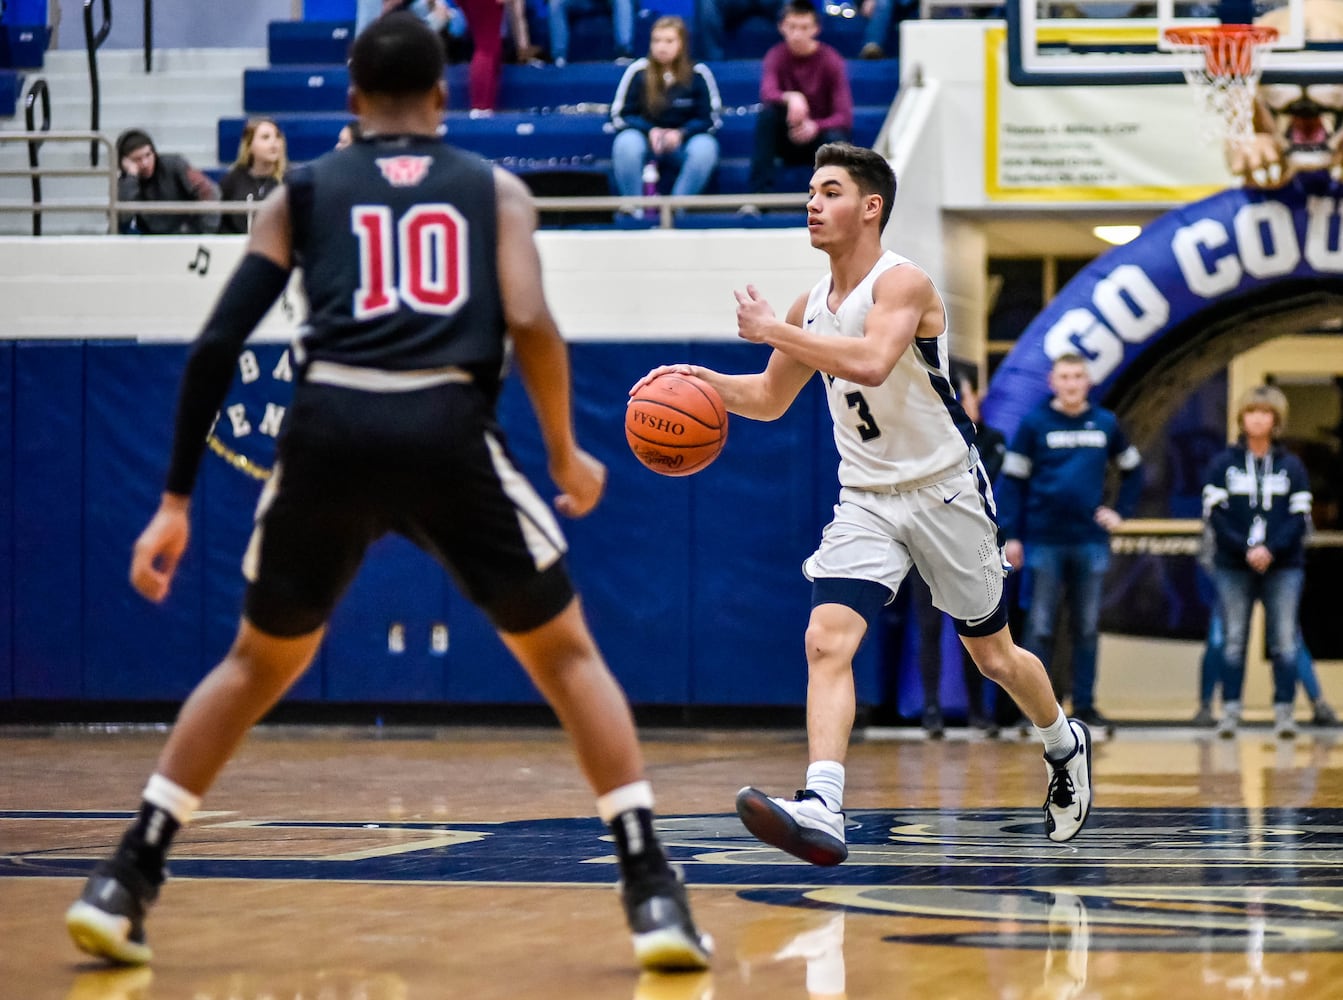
[844,390,882,442]
[352,204,469,318]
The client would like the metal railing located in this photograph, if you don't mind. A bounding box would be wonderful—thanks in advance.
[0,132,810,234]
[23,79,51,236]
[82,0,112,166]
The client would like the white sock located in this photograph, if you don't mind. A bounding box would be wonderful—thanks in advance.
[1037,707,1076,760]
[805,761,845,813]
[596,780,654,824]
[143,773,201,826]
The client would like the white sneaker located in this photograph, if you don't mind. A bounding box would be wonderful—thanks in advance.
[736,787,847,866]
[1217,705,1240,739]
[1043,719,1093,843]
[1275,702,1298,740]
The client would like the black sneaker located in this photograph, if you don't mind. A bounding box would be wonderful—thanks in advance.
[620,864,713,971]
[65,858,161,965]
[1072,707,1116,737]
[922,706,945,739]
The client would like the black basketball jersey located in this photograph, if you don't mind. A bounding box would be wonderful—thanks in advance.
[287,135,507,382]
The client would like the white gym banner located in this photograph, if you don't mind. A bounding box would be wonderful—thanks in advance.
[983,27,1233,203]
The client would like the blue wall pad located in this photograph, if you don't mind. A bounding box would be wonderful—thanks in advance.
[82,343,206,701]
[13,343,85,697]
[0,344,11,697]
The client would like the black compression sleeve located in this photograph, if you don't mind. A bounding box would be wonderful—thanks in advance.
[164,253,292,496]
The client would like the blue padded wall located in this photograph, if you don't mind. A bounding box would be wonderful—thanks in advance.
[13,343,84,697]
[82,343,205,701]
[3,337,881,710]
[0,343,11,697]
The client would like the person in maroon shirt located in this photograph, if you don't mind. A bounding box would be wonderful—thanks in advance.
[750,0,853,194]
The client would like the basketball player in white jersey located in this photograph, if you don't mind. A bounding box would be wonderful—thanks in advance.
[632,142,1092,863]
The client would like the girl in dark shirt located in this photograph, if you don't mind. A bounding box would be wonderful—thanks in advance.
[219,118,288,235]
[609,16,722,206]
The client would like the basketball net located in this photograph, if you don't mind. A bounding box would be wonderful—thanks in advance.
[1162,24,1279,154]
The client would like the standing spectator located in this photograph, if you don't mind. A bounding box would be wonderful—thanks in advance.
[997,353,1144,735]
[218,118,287,236]
[1202,385,1314,740]
[749,0,853,195]
[116,129,219,236]
[458,0,507,114]
[610,17,722,210]
[694,0,778,61]
[548,0,635,67]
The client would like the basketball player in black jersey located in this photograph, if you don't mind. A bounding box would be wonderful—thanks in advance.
[65,13,710,973]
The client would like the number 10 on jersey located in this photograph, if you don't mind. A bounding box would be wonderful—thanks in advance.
[352,204,470,319]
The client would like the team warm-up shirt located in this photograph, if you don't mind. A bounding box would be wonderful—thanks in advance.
[1201,442,1312,569]
[996,401,1143,545]
[805,250,978,490]
[286,135,507,391]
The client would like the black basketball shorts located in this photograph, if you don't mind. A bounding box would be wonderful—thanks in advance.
[240,380,575,638]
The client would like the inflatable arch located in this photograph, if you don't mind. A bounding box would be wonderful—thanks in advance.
[981,176,1343,450]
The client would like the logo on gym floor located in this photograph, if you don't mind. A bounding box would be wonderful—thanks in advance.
[7,807,1343,952]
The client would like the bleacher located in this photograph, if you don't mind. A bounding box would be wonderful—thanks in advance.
[220,10,901,228]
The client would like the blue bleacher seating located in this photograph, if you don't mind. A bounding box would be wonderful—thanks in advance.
[243,60,900,118]
[232,16,900,224]
[0,70,20,117]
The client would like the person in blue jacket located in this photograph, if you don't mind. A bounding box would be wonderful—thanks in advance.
[1201,384,1314,739]
[997,352,1144,735]
[609,16,723,209]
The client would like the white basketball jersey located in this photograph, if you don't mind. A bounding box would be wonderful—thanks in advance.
[804,250,975,490]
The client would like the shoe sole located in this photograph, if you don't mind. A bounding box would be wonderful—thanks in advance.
[66,901,152,966]
[1047,720,1094,844]
[633,927,713,971]
[735,787,848,866]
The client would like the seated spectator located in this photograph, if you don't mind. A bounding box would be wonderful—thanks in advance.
[750,0,852,194]
[549,0,635,67]
[335,120,362,150]
[695,0,778,61]
[115,129,219,235]
[610,16,722,210]
[218,117,287,235]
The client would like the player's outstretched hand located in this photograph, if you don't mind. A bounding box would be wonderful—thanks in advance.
[553,447,607,518]
[630,363,698,396]
[130,495,191,603]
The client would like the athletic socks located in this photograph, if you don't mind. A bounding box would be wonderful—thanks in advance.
[115,774,201,885]
[599,781,670,879]
[1037,707,1077,761]
[804,761,846,814]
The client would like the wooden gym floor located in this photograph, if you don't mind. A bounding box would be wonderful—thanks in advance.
[4,723,1343,999]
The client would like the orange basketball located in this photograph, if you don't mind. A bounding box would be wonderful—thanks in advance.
[625,373,728,477]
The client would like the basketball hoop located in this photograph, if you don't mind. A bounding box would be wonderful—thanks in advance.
[1162,24,1279,152]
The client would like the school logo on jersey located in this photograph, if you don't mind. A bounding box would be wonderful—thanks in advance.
[376,155,434,187]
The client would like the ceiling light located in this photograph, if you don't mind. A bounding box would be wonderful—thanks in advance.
[1093,225,1142,246]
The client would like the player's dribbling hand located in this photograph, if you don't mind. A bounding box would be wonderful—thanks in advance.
[552,447,607,518]
[129,495,191,602]
[629,363,698,396]
[734,284,776,343]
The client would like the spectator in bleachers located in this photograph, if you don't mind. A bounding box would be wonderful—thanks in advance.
[748,0,852,195]
[218,118,288,236]
[548,0,635,67]
[458,0,507,114]
[857,0,896,59]
[115,129,219,236]
[694,0,777,61]
[335,121,362,150]
[610,16,723,211]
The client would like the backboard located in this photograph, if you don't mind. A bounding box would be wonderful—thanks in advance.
[1006,0,1343,85]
